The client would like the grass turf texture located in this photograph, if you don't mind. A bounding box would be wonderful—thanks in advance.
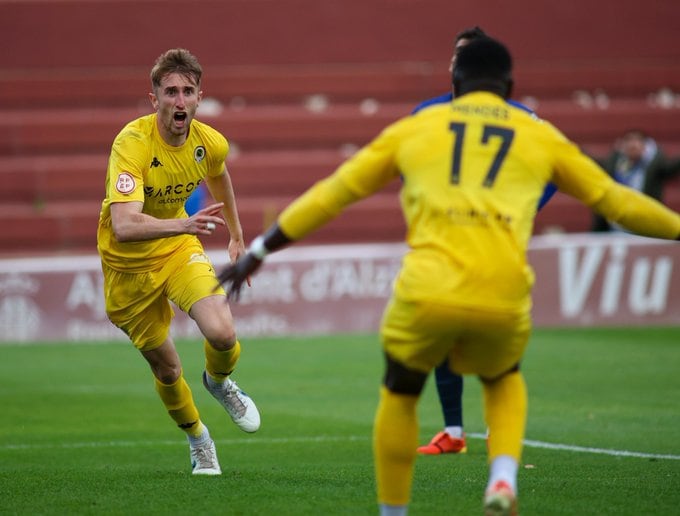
[1,327,679,515]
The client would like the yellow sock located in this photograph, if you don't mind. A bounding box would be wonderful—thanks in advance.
[373,386,419,506]
[154,372,203,437]
[483,371,527,462]
[204,339,241,383]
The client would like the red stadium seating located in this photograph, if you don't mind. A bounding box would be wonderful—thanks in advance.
[1,1,679,255]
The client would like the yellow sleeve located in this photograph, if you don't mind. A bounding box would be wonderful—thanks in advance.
[277,175,360,239]
[106,128,148,204]
[549,130,680,240]
[278,122,403,240]
[205,127,229,178]
[544,125,609,205]
[592,183,680,239]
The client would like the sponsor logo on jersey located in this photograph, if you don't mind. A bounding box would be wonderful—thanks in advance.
[194,146,206,163]
[150,157,163,168]
[115,173,136,194]
[143,180,202,200]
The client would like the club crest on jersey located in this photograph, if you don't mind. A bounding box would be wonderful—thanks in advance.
[194,146,206,163]
[115,173,136,194]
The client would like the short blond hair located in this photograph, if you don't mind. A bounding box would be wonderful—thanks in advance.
[150,48,202,90]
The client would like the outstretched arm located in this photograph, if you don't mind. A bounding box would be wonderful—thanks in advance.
[590,182,680,239]
[216,119,401,299]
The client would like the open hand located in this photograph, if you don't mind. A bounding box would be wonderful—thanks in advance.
[189,202,225,235]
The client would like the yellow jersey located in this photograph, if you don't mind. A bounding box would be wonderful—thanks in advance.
[97,114,228,272]
[278,91,680,313]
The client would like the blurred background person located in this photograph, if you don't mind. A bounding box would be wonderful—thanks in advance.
[592,129,680,232]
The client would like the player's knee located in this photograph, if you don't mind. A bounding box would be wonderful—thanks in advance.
[201,318,237,350]
[204,330,237,351]
[382,352,428,396]
[153,363,182,385]
[479,362,520,384]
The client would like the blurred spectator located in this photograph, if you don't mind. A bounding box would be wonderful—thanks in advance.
[592,129,680,231]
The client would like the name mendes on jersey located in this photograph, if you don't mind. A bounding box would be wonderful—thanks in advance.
[451,103,509,120]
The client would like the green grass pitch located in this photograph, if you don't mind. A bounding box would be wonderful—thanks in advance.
[1,327,679,515]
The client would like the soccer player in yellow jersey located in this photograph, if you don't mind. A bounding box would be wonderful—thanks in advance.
[414,25,557,458]
[215,38,680,515]
[97,48,260,476]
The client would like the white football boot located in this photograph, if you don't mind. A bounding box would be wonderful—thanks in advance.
[190,438,222,475]
[202,371,261,433]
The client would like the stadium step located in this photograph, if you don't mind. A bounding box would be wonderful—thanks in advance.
[0,185,623,255]
[1,60,679,255]
[2,98,679,157]
[2,60,678,110]
[0,193,406,255]
[0,62,440,110]
[0,149,377,204]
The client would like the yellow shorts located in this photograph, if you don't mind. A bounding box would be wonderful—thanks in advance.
[102,243,226,352]
[380,295,531,379]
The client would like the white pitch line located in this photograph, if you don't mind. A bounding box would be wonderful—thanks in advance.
[2,434,679,461]
[0,435,367,451]
[522,438,680,460]
[467,432,680,461]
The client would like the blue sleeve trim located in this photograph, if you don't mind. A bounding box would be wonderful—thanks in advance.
[537,183,557,210]
[507,99,534,115]
[412,92,453,114]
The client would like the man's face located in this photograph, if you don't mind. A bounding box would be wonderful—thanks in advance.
[149,72,202,145]
[448,37,471,74]
[620,133,646,162]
